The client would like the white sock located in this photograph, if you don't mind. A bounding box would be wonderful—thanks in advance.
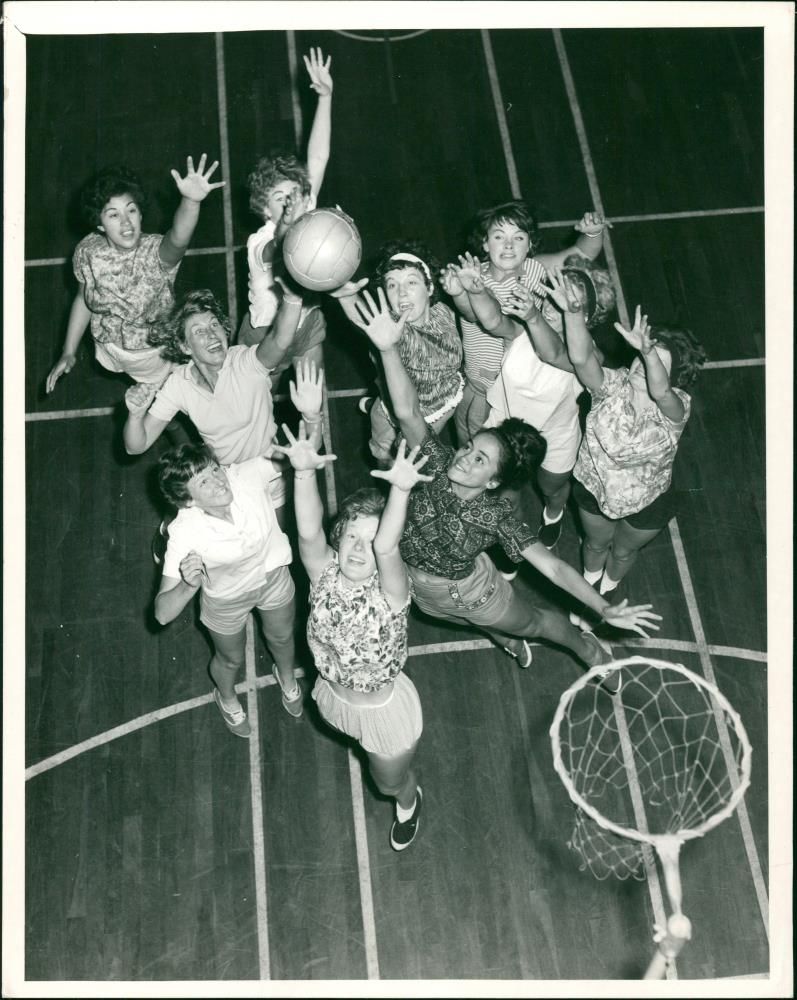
[583,568,603,586]
[542,507,564,525]
[600,574,619,595]
[396,796,417,822]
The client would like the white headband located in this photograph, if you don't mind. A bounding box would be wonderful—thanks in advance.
[389,252,432,283]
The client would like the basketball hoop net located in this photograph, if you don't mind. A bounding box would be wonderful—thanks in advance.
[549,656,752,979]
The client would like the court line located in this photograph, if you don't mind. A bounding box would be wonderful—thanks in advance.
[214,32,238,334]
[285,38,379,979]
[667,520,770,938]
[244,617,271,980]
[25,244,248,267]
[480,30,521,199]
[23,632,769,782]
[538,206,764,229]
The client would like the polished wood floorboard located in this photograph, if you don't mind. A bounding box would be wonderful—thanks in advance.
[21,26,770,984]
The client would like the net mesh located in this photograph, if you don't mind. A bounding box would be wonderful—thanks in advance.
[553,658,751,880]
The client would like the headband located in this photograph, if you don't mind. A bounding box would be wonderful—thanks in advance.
[561,267,598,326]
[388,252,432,283]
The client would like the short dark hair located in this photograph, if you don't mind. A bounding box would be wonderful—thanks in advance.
[467,200,542,259]
[247,153,311,218]
[81,165,147,228]
[372,239,441,305]
[650,325,707,390]
[148,289,231,363]
[157,443,218,508]
[481,417,547,488]
[329,487,387,550]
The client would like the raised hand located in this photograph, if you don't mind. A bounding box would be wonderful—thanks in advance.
[454,252,484,293]
[170,154,225,203]
[575,210,613,237]
[124,382,158,416]
[272,421,337,472]
[614,305,657,354]
[179,550,207,589]
[543,267,583,313]
[504,281,538,321]
[351,288,408,351]
[328,277,369,299]
[439,264,464,298]
[289,358,324,417]
[304,47,333,97]
[371,439,434,492]
[45,354,76,394]
[601,599,662,637]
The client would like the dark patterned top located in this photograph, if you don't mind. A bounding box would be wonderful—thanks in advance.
[397,302,463,416]
[399,435,538,580]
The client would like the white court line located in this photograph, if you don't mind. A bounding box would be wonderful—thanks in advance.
[668,520,770,938]
[26,407,116,421]
[480,30,521,199]
[214,33,238,334]
[285,38,379,978]
[244,617,271,980]
[538,206,764,229]
[703,358,765,369]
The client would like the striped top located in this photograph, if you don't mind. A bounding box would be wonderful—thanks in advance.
[460,257,548,394]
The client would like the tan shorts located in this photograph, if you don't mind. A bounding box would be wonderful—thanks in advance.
[200,564,295,635]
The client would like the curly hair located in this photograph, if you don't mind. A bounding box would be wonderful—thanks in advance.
[372,239,441,305]
[81,165,147,228]
[329,487,387,551]
[650,325,707,390]
[247,153,311,218]
[467,199,542,259]
[560,253,616,329]
[157,442,218,509]
[482,417,547,489]
[148,289,231,364]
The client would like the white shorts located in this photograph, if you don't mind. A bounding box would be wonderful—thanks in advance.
[94,340,172,386]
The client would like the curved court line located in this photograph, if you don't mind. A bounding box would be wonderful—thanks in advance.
[25,635,767,783]
[334,29,429,43]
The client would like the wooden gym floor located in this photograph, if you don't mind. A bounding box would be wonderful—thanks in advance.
[8,11,791,993]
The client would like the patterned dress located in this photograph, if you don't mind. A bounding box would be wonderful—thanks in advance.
[307,557,411,693]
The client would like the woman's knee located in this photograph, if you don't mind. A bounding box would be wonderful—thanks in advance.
[259,602,296,646]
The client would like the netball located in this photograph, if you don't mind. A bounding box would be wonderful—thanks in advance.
[282,207,362,291]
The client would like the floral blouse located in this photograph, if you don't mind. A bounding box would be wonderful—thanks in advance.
[307,556,411,693]
[574,366,691,518]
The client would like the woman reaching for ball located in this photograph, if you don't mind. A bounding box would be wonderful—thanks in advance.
[340,239,464,466]
[344,287,662,680]
[272,361,431,852]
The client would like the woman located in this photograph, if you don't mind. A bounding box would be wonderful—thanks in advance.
[354,240,464,465]
[154,442,303,738]
[273,363,431,851]
[549,269,706,610]
[344,288,661,681]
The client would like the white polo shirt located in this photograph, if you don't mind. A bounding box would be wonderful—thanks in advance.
[149,345,278,465]
[162,457,292,600]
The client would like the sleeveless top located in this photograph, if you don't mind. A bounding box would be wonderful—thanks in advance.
[307,557,411,693]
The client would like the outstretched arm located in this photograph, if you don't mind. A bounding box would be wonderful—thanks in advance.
[255,279,303,371]
[615,307,685,422]
[503,283,574,372]
[535,211,612,271]
[45,289,92,393]
[439,264,477,322]
[304,48,333,201]
[288,356,325,451]
[345,288,428,449]
[455,253,519,342]
[370,441,434,610]
[545,269,605,392]
[521,542,662,637]
[271,421,337,583]
[160,154,225,267]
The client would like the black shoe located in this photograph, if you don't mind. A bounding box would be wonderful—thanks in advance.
[358,395,374,415]
[390,787,423,852]
[538,512,564,549]
[151,519,169,565]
